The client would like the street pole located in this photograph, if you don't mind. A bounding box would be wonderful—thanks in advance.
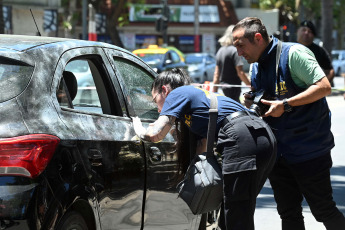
[194,0,200,52]
[82,0,87,40]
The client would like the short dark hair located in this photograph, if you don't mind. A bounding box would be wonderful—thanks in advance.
[233,17,269,43]
[151,68,192,93]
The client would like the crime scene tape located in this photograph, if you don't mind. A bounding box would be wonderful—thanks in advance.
[192,81,251,91]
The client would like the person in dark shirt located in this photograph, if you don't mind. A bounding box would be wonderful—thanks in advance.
[297,20,335,85]
[212,25,250,102]
[133,68,276,230]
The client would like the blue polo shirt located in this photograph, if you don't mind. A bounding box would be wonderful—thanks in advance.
[160,85,245,138]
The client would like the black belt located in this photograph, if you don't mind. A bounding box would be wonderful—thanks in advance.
[224,110,258,125]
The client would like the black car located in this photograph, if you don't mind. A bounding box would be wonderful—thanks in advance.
[0,35,205,230]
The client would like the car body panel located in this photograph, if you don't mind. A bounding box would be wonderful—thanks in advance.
[0,35,201,230]
[185,53,216,83]
[332,50,345,76]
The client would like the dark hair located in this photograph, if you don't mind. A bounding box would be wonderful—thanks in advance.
[151,68,194,180]
[151,68,192,93]
[233,17,269,43]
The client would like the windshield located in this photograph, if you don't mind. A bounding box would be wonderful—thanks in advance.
[185,55,203,64]
[0,57,33,102]
[137,53,164,67]
[332,53,340,60]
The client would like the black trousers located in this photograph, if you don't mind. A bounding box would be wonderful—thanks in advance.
[216,114,277,230]
[269,153,345,230]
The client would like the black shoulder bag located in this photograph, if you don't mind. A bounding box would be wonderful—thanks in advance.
[176,93,223,215]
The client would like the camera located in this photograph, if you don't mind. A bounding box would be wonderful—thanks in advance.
[245,89,275,116]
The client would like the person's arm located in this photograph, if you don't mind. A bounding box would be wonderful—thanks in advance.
[212,65,220,92]
[133,115,176,143]
[261,76,331,117]
[235,65,251,86]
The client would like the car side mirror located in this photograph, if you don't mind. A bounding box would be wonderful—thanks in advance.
[165,59,172,65]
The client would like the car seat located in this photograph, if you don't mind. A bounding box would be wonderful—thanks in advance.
[62,71,78,101]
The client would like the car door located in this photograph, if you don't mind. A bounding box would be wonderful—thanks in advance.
[104,48,202,230]
[53,47,146,230]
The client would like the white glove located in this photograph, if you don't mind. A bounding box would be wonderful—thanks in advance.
[132,116,146,139]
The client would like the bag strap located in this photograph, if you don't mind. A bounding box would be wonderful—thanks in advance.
[206,92,218,155]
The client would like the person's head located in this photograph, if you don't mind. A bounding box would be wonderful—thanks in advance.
[297,20,316,46]
[218,25,235,47]
[151,68,192,112]
[232,17,270,63]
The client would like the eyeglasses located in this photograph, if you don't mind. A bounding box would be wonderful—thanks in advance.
[152,92,160,103]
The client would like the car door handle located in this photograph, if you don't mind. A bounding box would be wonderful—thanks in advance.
[149,146,162,164]
[88,149,102,166]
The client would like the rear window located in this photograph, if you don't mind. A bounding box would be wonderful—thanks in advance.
[0,57,33,102]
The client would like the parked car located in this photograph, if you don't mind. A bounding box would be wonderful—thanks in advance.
[132,45,187,73]
[0,35,206,230]
[185,53,217,83]
[332,50,345,76]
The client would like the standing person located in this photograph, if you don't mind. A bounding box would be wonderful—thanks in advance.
[212,25,250,103]
[133,68,276,230]
[297,20,335,85]
[232,17,345,230]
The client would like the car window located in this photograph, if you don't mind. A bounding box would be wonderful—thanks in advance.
[58,59,113,115]
[112,57,159,119]
[171,51,180,63]
[0,57,33,102]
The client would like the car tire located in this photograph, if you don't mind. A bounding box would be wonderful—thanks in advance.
[56,211,88,230]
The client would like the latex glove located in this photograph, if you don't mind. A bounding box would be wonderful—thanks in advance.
[132,116,146,139]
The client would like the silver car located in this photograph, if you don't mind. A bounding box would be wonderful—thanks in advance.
[332,50,345,76]
[185,53,216,83]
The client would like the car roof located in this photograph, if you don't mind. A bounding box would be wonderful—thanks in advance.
[0,34,128,53]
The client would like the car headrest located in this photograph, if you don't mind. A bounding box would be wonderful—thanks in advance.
[63,71,78,101]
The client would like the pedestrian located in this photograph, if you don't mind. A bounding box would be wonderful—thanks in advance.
[133,68,276,230]
[232,17,345,230]
[297,20,335,85]
[212,25,250,103]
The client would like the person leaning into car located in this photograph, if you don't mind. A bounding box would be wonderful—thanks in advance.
[232,17,345,229]
[132,68,276,230]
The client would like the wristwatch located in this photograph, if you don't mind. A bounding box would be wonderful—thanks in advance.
[283,98,292,112]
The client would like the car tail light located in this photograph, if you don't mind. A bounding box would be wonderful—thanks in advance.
[0,134,60,178]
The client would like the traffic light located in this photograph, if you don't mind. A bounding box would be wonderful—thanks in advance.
[155,16,168,32]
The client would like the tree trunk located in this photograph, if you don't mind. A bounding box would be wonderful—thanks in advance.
[321,0,333,53]
[0,0,4,34]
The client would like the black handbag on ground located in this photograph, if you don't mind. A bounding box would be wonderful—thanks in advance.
[176,93,223,215]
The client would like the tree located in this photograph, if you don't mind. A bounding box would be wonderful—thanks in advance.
[321,0,333,54]
[0,0,4,34]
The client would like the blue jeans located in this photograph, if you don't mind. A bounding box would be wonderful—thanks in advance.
[269,153,345,230]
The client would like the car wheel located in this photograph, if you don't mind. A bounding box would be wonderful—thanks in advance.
[56,211,88,230]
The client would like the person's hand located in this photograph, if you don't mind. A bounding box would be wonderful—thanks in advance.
[261,99,284,117]
[132,116,146,139]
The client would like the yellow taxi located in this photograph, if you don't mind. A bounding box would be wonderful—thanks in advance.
[133,45,186,73]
